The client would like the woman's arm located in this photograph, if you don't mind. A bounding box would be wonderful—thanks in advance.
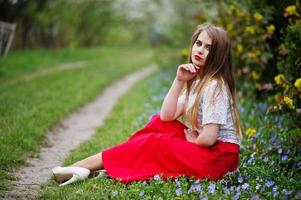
[185,124,219,147]
[160,78,185,121]
[160,63,200,121]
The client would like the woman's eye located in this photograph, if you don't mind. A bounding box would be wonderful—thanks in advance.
[196,41,202,46]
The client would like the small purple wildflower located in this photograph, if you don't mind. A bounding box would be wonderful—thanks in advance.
[242,183,250,190]
[286,148,291,155]
[238,176,244,183]
[154,174,161,181]
[232,192,241,200]
[139,190,145,197]
[283,189,293,196]
[175,179,181,187]
[272,186,278,197]
[223,187,230,195]
[278,148,283,154]
[176,188,182,196]
[112,190,118,197]
[207,183,216,194]
[250,195,261,200]
[266,180,275,187]
[190,183,202,192]
[260,186,266,193]
[281,155,288,161]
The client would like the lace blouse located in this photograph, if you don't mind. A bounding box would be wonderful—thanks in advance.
[178,79,241,147]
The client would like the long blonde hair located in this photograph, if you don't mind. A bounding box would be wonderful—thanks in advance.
[185,23,243,138]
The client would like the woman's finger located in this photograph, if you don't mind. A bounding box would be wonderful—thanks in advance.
[189,64,196,73]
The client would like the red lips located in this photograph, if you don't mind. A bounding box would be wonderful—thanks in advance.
[194,55,202,61]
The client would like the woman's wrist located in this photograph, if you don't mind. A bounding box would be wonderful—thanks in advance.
[175,77,186,84]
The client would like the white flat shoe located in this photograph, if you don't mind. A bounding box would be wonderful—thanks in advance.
[52,166,90,187]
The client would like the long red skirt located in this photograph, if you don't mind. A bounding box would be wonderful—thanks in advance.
[102,114,240,183]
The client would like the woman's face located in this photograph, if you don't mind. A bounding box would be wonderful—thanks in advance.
[191,30,212,67]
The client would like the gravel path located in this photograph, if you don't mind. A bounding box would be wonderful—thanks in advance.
[3,64,158,199]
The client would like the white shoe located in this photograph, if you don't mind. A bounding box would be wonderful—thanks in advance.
[52,166,90,187]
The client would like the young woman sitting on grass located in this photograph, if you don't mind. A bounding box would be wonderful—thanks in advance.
[52,22,243,187]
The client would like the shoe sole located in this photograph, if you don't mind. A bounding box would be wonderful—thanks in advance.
[52,169,72,183]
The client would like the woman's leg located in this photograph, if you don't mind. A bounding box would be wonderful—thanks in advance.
[71,152,104,171]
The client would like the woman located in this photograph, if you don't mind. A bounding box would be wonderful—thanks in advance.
[52,23,243,187]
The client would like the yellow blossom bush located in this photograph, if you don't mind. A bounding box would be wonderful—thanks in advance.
[246,128,256,137]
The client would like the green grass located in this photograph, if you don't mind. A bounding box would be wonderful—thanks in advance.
[0,45,154,191]
[39,70,300,199]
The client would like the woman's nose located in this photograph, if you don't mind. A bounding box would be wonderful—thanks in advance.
[198,46,205,54]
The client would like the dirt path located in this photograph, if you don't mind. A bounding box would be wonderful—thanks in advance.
[3,64,158,199]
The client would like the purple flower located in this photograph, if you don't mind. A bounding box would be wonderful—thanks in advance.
[139,190,145,197]
[266,181,275,187]
[278,148,283,154]
[207,183,216,194]
[154,174,161,181]
[282,155,288,161]
[286,148,291,155]
[283,189,293,196]
[272,185,278,193]
[176,188,182,196]
[260,186,266,193]
[190,184,202,192]
[112,191,118,197]
[242,183,250,190]
[238,176,244,183]
[223,187,230,195]
[250,195,261,200]
[175,179,181,187]
[232,192,241,200]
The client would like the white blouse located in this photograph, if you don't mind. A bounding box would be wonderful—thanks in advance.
[178,79,241,147]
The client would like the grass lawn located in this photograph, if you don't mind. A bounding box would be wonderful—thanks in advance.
[39,69,300,199]
[0,45,154,191]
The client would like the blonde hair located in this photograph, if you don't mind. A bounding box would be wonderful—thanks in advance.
[184,23,243,138]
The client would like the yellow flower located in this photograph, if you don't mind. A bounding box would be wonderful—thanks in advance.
[255,83,261,90]
[227,23,233,31]
[247,50,261,60]
[229,5,237,13]
[294,78,301,91]
[285,5,297,16]
[254,12,263,22]
[252,71,260,80]
[266,24,275,34]
[284,96,295,109]
[181,48,189,58]
[246,128,256,137]
[236,44,243,55]
[246,26,256,35]
[237,10,245,17]
[274,74,285,85]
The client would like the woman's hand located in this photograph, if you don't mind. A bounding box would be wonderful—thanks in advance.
[184,129,199,143]
[176,63,200,82]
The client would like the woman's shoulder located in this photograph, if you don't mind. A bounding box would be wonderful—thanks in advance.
[203,78,229,97]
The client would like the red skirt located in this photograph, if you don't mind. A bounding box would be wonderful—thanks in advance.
[102,114,239,183]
